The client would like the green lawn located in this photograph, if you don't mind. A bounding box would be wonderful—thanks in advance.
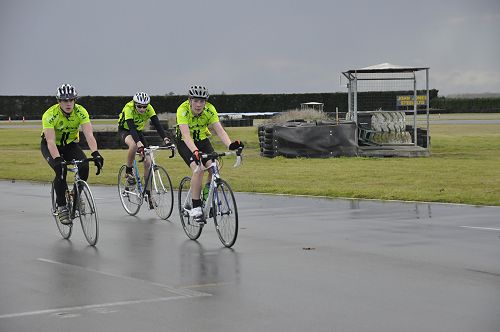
[1,116,499,206]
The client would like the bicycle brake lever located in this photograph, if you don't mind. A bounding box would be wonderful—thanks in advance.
[233,148,243,167]
[233,155,242,168]
[60,160,67,180]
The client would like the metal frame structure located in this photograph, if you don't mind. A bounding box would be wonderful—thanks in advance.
[342,63,430,150]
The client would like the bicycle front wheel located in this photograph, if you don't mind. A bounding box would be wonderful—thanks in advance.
[77,181,99,246]
[150,165,174,219]
[51,182,72,239]
[178,176,203,240]
[117,165,141,216]
[213,179,238,248]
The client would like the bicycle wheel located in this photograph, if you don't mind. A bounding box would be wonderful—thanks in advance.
[117,165,141,216]
[150,165,174,219]
[51,182,72,239]
[178,176,203,240]
[213,179,238,248]
[76,181,99,246]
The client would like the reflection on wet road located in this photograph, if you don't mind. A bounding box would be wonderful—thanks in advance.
[1,181,499,332]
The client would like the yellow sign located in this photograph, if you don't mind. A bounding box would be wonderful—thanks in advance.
[397,95,426,106]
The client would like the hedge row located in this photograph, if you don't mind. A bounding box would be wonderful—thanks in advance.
[3,90,500,120]
[430,97,500,112]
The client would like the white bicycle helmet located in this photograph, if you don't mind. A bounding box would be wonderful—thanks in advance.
[188,85,209,99]
[56,84,78,100]
[133,92,150,105]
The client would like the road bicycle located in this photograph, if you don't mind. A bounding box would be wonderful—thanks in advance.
[178,148,243,248]
[118,144,175,219]
[51,158,100,246]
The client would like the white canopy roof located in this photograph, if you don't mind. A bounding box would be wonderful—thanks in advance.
[344,63,429,74]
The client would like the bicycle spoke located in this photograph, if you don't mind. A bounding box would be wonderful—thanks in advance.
[78,181,99,246]
[117,165,142,216]
[213,180,238,248]
[178,176,203,240]
[51,182,72,239]
[150,165,174,220]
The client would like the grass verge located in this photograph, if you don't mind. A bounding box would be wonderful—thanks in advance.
[1,118,499,206]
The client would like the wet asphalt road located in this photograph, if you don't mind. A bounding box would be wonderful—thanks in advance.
[1,180,499,332]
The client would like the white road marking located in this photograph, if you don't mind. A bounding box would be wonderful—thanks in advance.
[0,296,189,319]
[0,258,211,319]
[36,258,209,298]
[459,226,500,231]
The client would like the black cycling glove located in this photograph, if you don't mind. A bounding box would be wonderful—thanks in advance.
[190,150,201,165]
[137,146,145,157]
[229,140,244,150]
[91,151,104,169]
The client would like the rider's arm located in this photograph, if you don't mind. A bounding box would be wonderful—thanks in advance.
[43,128,61,159]
[209,121,232,148]
[81,122,98,152]
[178,124,199,152]
[150,115,169,141]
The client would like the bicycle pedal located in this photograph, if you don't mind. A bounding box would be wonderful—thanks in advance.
[58,218,73,226]
[193,216,206,224]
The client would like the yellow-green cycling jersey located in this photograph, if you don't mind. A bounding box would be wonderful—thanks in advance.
[41,104,90,146]
[176,100,219,141]
[118,101,156,131]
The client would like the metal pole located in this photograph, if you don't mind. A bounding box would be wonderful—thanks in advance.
[353,72,358,146]
[413,72,417,147]
[426,68,430,151]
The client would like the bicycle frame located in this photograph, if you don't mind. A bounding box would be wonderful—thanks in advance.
[178,148,242,247]
[52,157,100,245]
[192,149,243,220]
[133,145,175,200]
[66,163,82,219]
[62,158,97,219]
[201,160,219,218]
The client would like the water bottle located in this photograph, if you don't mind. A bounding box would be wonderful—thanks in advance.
[202,183,210,202]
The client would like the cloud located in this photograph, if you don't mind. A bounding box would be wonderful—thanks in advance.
[433,70,500,95]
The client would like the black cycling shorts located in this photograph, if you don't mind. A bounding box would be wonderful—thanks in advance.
[176,138,214,166]
[118,128,148,147]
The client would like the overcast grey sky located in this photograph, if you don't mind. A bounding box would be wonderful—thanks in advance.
[1,0,499,97]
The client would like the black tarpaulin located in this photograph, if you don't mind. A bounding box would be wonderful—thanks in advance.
[271,122,358,158]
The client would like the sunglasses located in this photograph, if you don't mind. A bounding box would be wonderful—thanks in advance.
[136,104,148,109]
[59,98,76,102]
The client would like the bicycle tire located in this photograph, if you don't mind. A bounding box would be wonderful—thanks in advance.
[76,180,99,246]
[51,182,73,239]
[150,165,174,220]
[212,179,238,248]
[117,165,141,216]
[178,176,203,240]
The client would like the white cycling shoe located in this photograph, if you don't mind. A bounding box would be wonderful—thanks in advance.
[189,207,205,223]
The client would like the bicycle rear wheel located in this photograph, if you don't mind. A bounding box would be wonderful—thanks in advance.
[77,181,99,246]
[118,165,141,216]
[178,176,203,240]
[213,179,238,248]
[51,182,72,239]
[150,165,174,219]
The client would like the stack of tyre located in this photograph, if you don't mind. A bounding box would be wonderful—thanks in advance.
[257,125,278,158]
[349,110,412,145]
[369,111,412,145]
[79,131,122,149]
[221,118,253,127]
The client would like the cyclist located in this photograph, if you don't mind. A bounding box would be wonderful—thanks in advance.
[118,92,171,209]
[41,84,104,225]
[176,85,244,221]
